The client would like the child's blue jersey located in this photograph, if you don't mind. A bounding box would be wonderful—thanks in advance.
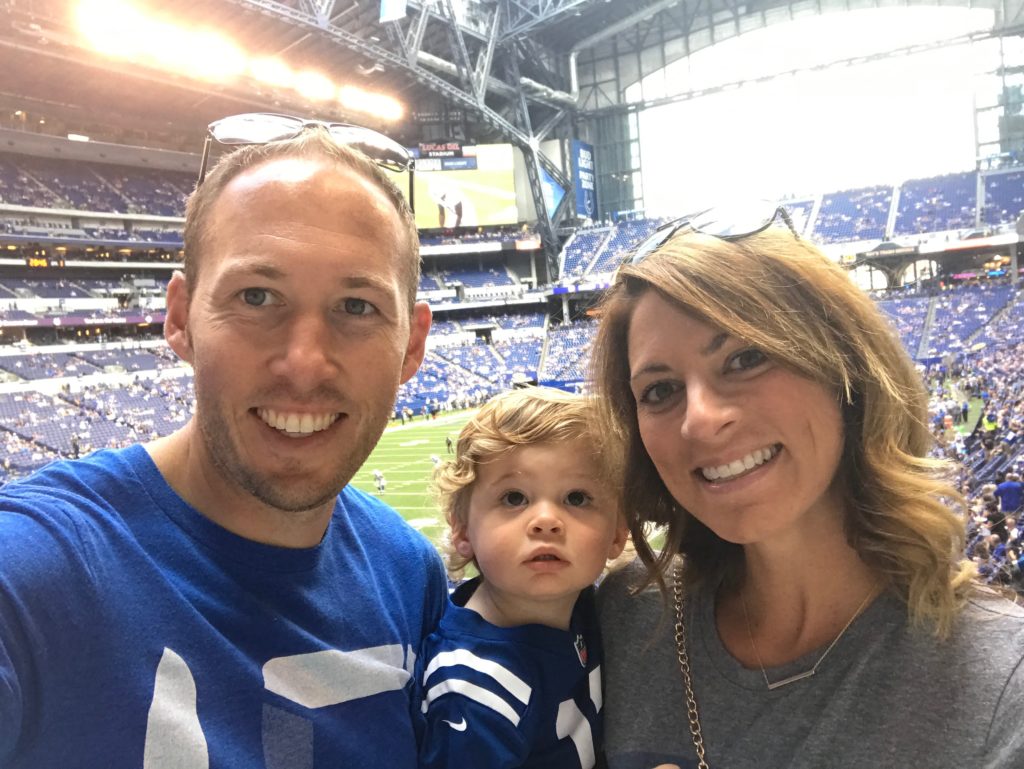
[414,579,603,769]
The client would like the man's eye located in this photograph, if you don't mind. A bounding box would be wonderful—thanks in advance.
[501,490,527,507]
[566,490,592,507]
[343,298,375,315]
[241,288,273,306]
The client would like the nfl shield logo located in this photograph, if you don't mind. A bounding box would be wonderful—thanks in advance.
[574,634,587,667]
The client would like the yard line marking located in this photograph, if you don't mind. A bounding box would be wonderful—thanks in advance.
[399,439,430,447]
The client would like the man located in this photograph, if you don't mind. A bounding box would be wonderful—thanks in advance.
[996,472,1024,516]
[0,127,444,768]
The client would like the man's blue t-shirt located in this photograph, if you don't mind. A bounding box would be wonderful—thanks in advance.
[0,445,447,768]
[996,480,1024,512]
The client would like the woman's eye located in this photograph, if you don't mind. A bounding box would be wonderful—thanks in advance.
[728,348,768,371]
[566,490,592,507]
[241,288,274,306]
[639,381,680,405]
[343,298,375,315]
[501,490,528,507]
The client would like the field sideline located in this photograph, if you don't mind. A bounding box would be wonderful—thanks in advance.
[350,410,476,548]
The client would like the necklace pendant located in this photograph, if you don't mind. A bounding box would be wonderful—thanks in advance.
[766,669,816,690]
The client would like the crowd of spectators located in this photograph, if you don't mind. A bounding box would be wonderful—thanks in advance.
[918,345,1024,592]
[0,152,191,215]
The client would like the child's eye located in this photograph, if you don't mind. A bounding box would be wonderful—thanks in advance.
[727,348,767,372]
[501,490,528,507]
[565,490,592,507]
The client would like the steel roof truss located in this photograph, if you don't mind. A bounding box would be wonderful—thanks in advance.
[474,5,502,105]
[438,0,477,94]
[502,0,591,41]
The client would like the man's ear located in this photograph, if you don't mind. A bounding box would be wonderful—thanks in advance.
[400,301,432,384]
[164,270,194,365]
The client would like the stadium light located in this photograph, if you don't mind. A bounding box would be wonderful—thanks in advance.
[339,85,404,122]
[175,29,247,81]
[249,57,295,89]
[295,70,336,102]
[74,0,405,121]
[75,0,150,60]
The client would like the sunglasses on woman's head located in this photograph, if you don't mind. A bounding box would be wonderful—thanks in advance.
[628,202,800,266]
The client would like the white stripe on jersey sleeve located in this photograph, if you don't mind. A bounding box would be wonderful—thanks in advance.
[556,698,596,769]
[589,666,602,712]
[421,678,523,726]
[422,648,532,705]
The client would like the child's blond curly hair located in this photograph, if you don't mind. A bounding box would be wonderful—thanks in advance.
[433,387,623,579]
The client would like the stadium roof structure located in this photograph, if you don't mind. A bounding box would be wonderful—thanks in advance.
[1,0,717,257]
[2,1,694,137]
[0,0,1017,255]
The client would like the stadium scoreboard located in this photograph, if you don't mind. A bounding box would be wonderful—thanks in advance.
[25,256,66,268]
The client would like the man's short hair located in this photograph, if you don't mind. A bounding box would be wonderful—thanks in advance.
[182,129,421,310]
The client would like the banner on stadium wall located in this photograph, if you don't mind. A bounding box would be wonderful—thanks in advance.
[409,143,518,229]
[418,141,464,159]
[540,166,566,221]
[572,140,596,220]
[416,157,477,171]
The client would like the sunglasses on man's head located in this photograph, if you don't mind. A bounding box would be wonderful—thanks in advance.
[627,202,800,266]
[197,112,415,209]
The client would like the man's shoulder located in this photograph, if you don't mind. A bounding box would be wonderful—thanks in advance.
[0,448,150,602]
[4,445,144,500]
[0,444,147,548]
[1,446,146,523]
[335,483,438,558]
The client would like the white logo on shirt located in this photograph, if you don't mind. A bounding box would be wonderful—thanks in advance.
[442,718,468,732]
[144,644,415,766]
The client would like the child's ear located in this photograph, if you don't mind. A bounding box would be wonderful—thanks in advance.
[452,526,474,559]
[607,514,629,560]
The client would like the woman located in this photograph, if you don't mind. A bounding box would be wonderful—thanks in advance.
[590,206,1024,769]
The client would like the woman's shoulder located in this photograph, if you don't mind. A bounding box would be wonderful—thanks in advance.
[921,589,1024,688]
[597,558,656,602]
[959,588,1024,644]
[595,557,700,624]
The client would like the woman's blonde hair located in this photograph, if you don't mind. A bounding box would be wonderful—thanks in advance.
[591,225,976,637]
[434,386,622,579]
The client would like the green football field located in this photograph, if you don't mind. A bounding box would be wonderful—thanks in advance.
[350,410,476,549]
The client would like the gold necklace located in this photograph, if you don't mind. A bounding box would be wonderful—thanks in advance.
[672,560,710,769]
[740,586,876,691]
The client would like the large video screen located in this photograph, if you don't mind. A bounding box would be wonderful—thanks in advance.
[410,143,518,229]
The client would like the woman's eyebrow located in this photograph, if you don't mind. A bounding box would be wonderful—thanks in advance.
[701,332,729,356]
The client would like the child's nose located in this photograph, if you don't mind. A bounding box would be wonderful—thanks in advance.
[529,503,564,535]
